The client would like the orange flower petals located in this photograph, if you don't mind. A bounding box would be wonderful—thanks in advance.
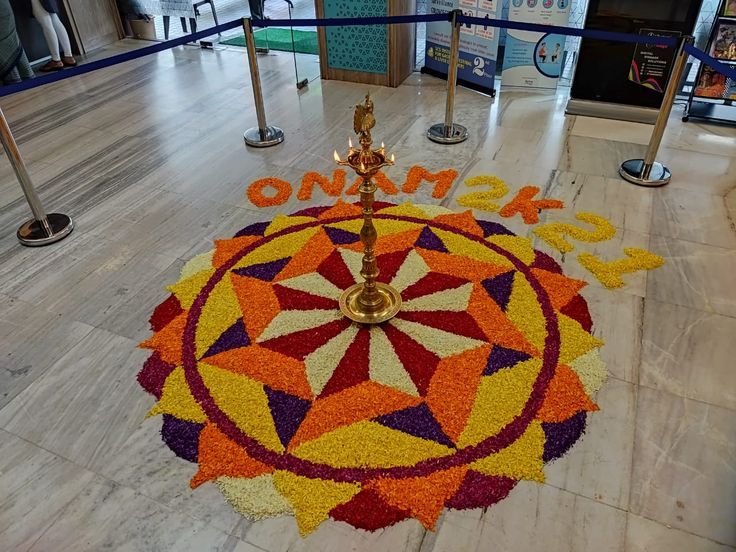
[499,186,564,224]
[426,346,492,442]
[213,236,260,267]
[140,312,187,365]
[316,199,363,219]
[247,177,292,207]
[204,345,313,401]
[536,365,599,423]
[401,166,458,199]
[288,382,421,450]
[191,424,272,488]
[274,228,336,281]
[368,466,468,529]
[230,274,281,339]
[434,210,485,237]
[297,171,347,201]
[530,268,587,310]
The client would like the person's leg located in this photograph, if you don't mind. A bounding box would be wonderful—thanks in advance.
[248,0,264,19]
[30,0,61,61]
[49,13,73,57]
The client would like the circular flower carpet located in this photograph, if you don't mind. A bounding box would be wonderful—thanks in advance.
[138,201,607,535]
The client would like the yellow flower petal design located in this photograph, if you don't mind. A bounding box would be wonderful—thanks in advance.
[148,367,206,423]
[167,268,216,309]
[292,420,453,468]
[505,272,546,352]
[416,204,455,218]
[264,214,317,236]
[470,421,545,482]
[324,219,362,234]
[558,313,605,365]
[195,278,242,358]
[374,218,424,236]
[272,471,361,536]
[233,228,319,271]
[327,217,425,238]
[433,228,515,269]
[458,359,542,448]
[377,203,434,219]
[486,235,536,265]
[199,363,284,452]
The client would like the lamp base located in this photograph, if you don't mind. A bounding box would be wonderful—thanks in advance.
[619,159,671,187]
[339,282,402,325]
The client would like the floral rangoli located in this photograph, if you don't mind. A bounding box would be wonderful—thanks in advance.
[138,201,607,535]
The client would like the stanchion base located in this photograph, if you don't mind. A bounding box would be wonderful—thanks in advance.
[619,159,671,187]
[244,126,285,148]
[17,213,74,247]
[427,123,469,145]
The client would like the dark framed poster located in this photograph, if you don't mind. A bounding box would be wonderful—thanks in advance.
[569,0,703,112]
[683,0,736,124]
[628,29,681,93]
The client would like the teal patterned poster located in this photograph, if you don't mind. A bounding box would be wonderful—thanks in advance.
[324,0,388,74]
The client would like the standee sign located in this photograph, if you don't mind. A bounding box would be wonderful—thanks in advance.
[502,0,572,89]
[423,0,501,95]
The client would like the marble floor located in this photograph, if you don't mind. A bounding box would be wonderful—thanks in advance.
[0,39,735,552]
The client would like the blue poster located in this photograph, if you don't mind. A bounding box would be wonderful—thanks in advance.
[502,0,571,89]
[424,0,500,95]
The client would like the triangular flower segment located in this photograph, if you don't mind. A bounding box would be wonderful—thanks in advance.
[139,201,607,536]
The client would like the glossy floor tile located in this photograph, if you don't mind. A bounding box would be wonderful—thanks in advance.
[0,38,735,551]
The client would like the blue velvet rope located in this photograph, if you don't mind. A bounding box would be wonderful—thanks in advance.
[684,44,736,81]
[252,13,448,28]
[0,19,242,97]
[1,13,733,98]
[255,14,676,46]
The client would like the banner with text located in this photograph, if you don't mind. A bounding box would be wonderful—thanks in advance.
[424,0,500,95]
[502,0,572,89]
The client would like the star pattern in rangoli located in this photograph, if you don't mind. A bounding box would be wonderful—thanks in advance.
[138,201,608,536]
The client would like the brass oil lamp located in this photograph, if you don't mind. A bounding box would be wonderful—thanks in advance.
[333,94,402,324]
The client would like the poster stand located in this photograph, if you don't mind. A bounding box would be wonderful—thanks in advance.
[419,66,497,96]
[421,0,501,97]
[683,0,736,125]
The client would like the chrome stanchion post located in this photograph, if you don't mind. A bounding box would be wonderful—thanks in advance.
[620,36,694,187]
[427,9,468,145]
[0,107,73,246]
[242,18,284,148]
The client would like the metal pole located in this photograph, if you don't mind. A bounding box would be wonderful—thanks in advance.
[286,0,308,89]
[427,9,468,145]
[619,36,694,187]
[242,18,284,148]
[0,107,73,246]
